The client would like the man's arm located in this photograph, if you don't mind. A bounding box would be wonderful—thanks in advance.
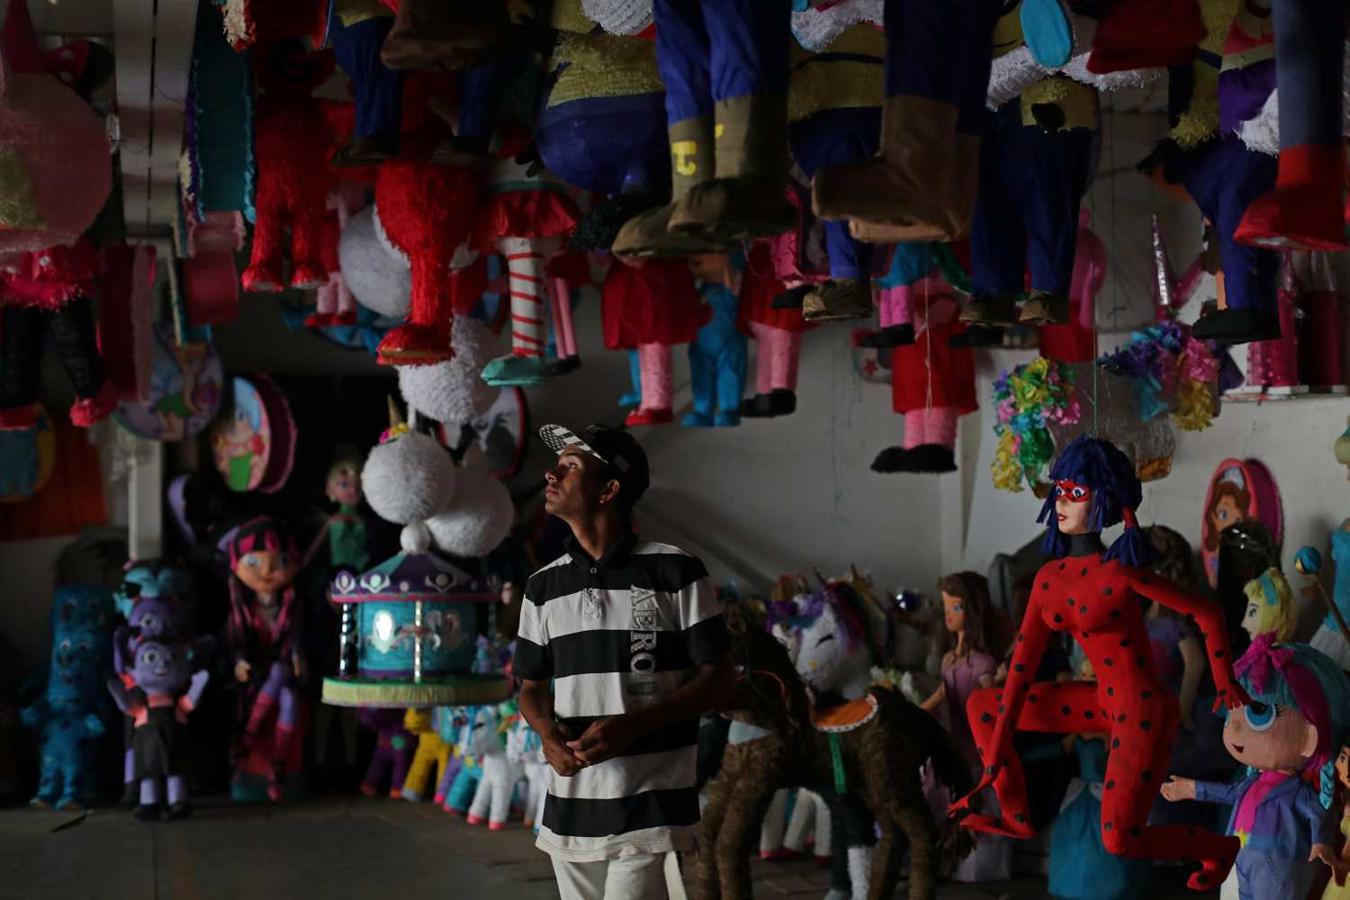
[518,678,582,776]
[567,655,733,766]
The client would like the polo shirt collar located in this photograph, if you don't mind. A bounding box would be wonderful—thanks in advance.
[565,531,638,571]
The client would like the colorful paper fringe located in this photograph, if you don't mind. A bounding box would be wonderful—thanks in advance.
[991,357,1081,492]
[1096,320,1227,433]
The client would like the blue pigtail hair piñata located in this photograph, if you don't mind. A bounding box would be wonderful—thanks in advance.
[1037,436,1156,568]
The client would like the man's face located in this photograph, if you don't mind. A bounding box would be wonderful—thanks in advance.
[544,450,610,520]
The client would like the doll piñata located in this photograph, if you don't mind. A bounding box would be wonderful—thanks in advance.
[0,238,117,430]
[684,253,747,428]
[811,0,998,243]
[240,40,336,293]
[1161,639,1350,900]
[1038,210,1104,363]
[474,157,581,387]
[1139,0,1280,344]
[612,0,797,257]
[21,585,114,809]
[919,571,1013,881]
[1047,718,1152,898]
[401,707,451,802]
[964,7,1097,328]
[535,4,668,252]
[465,701,521,830]
[601,256,705,426]
[871,263,976,474]
[1241,568,1298,643]
[1306,517,1350,670]
[358,707,414,797]
[107,639,211,820]
[113,562,196,805]
[950,436,1249,890]
[787,22,883,321]
[1322,745,1350,900]
[372,157,480,365]
[1141,526,1233,807]
[227,517,306,802]
[306,182,367,329]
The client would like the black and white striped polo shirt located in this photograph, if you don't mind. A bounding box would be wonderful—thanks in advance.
[514,533,726,862]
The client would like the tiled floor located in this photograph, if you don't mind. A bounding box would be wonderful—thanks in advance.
[0,797,1215,899]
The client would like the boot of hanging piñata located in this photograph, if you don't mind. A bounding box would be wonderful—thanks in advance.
[666,95,797,243]
[813,0,992,243]
[1234,0,1348,252]
[612,117,731,258]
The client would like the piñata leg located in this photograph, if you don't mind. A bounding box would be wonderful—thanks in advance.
[967,104,1025,327]
[1009,105,1093,326]
[713,338,747,426]
[240,188,287,292]
[682,339,718,427]
[481,237,553,387]
[288,200,327,290]
[814,0,997,241]
[626,343,674,426]
[959,680,1236,890]
[619,350,642,409]
[1176,136,1280,343]
[667,0,795,242]
[742,322,799,417]
[1235,0,1348,252]
[49,296,115,427]
[331,14,402,166]
[613,0,727,258]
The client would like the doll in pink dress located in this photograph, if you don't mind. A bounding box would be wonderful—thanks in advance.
[920,571,1013,881]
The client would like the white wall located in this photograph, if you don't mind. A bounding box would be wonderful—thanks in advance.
[521,298,957,598]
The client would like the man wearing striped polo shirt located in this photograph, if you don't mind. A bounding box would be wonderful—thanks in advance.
[516,424,731,900]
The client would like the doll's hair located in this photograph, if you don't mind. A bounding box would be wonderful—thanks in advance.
[1234,637,1350,808]
[1242,568,1298,642]
[1146,525,1199,593]
[937,571,1008,659]
[226,517,299,658]
[1038,436,1154,567]
[1145,525,1199,622]
[1203,480,1251,553]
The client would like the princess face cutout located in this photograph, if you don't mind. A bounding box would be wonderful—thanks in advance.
[1055,480,1093,535]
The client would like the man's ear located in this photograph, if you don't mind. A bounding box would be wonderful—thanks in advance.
[600,479,622,506]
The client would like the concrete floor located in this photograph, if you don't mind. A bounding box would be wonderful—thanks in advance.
[0,797,1215,900]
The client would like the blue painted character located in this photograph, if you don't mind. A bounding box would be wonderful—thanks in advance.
[21,586,115,809]
[684,254,747,428]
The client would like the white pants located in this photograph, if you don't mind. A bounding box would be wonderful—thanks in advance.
[551,852,681,900]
